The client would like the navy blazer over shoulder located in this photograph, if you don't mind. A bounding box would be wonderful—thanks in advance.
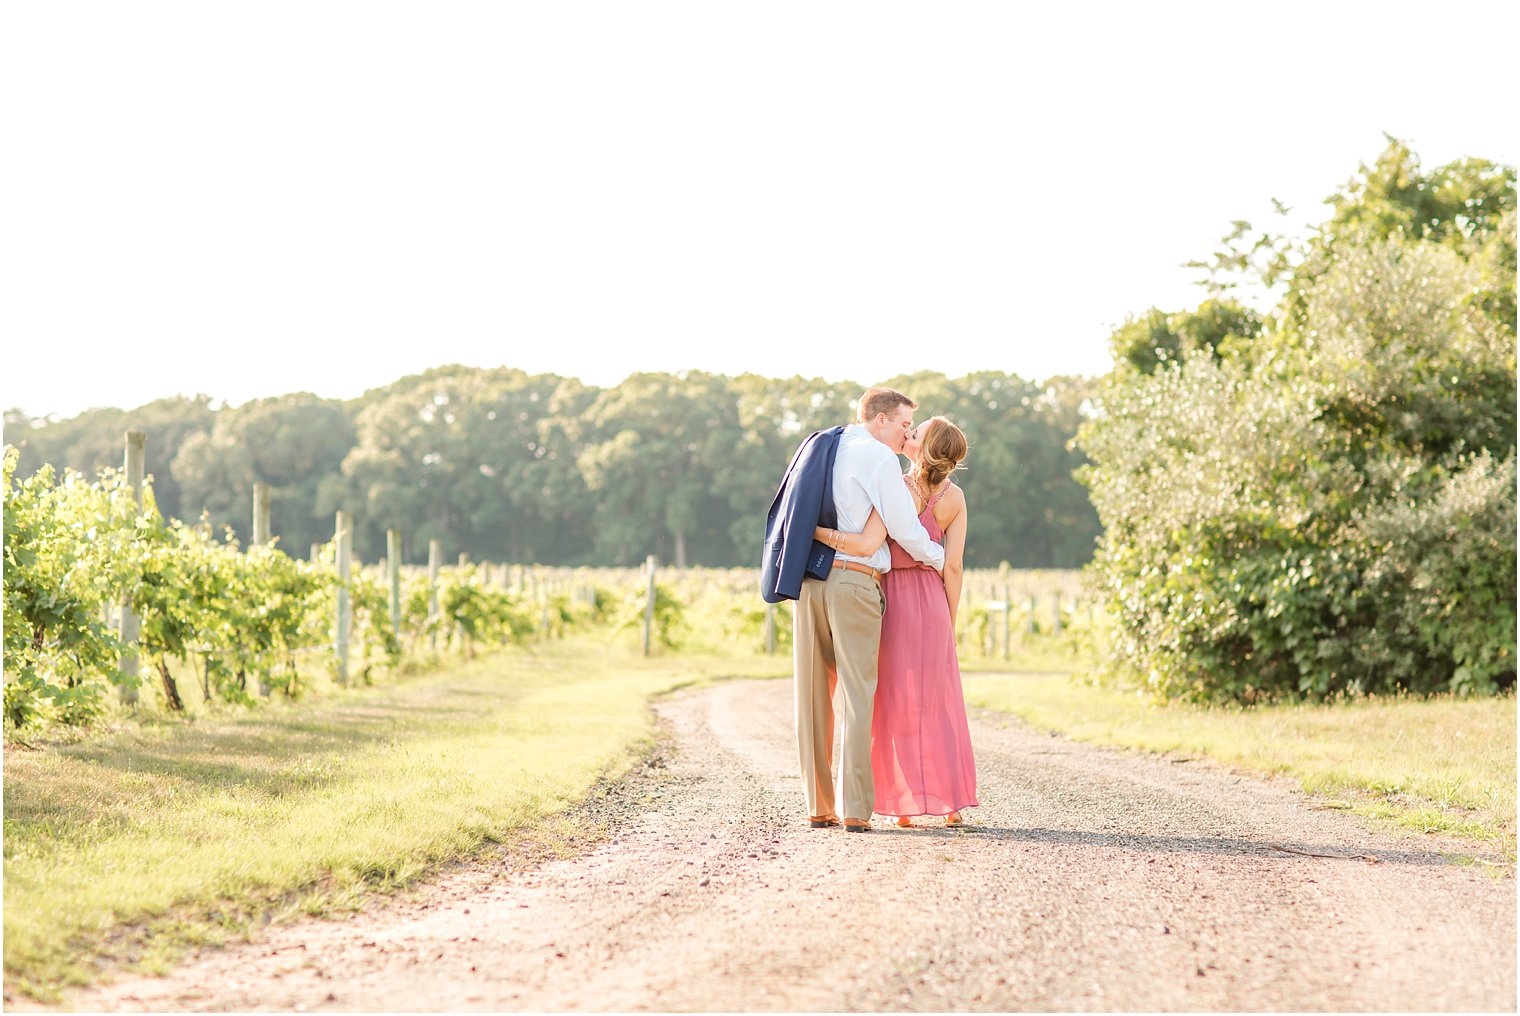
[760,426,844,603]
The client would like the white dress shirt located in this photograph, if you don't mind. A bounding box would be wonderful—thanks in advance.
[830,425,946,573]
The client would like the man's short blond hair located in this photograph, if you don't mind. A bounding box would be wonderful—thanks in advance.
[856,386,916,423]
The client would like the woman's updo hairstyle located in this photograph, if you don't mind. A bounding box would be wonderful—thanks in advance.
[916,416,968,488]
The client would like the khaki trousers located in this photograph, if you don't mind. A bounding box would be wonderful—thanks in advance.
[793,568,885,823]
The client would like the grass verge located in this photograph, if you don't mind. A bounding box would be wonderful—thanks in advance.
[963,668,1516,863]
[2,636,787,1002]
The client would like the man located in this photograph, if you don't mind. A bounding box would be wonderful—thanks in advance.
[789,387,945,833]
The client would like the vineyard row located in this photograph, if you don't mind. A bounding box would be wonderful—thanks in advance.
[3,435,1092,730]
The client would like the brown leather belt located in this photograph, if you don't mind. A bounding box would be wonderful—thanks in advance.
[831,559,883,584]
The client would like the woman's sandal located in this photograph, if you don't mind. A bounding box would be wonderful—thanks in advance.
[945,812,964,827]
[897,816,914,828]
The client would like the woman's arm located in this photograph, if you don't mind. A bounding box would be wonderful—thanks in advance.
[814,509,887,558]
[939,498,967,627]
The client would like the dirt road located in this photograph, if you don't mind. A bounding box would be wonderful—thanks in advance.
[72,678,1515,1012]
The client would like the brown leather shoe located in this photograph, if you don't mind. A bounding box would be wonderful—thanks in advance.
[844,819,871,833]
[809,815,840,829]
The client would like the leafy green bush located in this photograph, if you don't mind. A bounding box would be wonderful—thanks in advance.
[1080,182,1516,702]
[3,451,138,725]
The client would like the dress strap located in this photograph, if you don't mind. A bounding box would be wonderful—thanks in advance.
[926,483,951,511]
[903,472,927,508]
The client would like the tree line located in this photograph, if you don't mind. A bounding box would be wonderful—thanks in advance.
[4,370,1102,570]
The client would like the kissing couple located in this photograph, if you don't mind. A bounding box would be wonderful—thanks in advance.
[762,386,979,833]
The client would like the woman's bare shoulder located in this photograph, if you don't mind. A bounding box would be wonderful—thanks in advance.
[934,482,966,524]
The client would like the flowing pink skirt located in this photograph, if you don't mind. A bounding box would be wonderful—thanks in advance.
[871,565,979,817]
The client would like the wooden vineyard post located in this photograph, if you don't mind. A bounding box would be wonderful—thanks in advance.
[335,511,352,687]
[1001,584,1012,660]
[245,482,274,696]
[387,529,402,636]
[540,577,550,635]
[1027,595,1038,636]
[428,539,442,651]
[118,430,145,705]
[984,592,1007,659]
[643,555,657,657]
[1053,592,1062,634]
[765,601,776,654]
[251,482,271,548]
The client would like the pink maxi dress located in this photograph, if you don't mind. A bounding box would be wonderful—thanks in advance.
[872,485,979,818]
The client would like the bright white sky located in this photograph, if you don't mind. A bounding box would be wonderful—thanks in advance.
[3,1,1516,420]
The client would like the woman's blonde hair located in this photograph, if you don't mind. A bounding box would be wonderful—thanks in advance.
[915,416,968,488]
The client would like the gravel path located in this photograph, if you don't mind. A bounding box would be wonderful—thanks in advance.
[70,678,1515,1012]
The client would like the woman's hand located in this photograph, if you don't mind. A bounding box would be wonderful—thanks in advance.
[814,509,887,557]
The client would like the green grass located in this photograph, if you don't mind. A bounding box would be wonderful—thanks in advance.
[956,636,1091,676]
[2,635,788,1002]
[963,668,1517,860]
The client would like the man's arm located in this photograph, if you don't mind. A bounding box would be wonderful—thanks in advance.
[869,459,945,570]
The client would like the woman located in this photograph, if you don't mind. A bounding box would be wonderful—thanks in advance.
[815,415,978,828]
